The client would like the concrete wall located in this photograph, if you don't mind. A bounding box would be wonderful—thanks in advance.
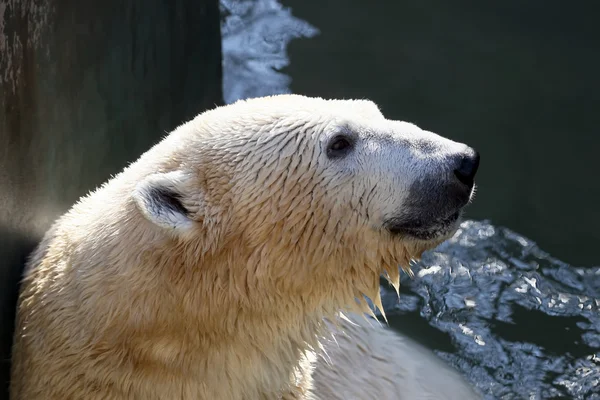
[0,1,223,397]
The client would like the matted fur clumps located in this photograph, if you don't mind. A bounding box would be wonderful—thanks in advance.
[12,95,446,400]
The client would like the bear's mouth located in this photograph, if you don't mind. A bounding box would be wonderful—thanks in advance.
[384,210,462,241]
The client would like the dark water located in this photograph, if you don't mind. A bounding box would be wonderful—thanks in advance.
[221,1,600,398]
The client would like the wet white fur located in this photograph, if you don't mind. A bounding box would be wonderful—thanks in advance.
[12,95,479,399]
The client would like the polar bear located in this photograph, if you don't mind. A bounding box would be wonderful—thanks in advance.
[313,315,481,399]
[11,94,480,399]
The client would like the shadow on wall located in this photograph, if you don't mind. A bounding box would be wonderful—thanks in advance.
[0,0,224,398]
[0,231,36,400]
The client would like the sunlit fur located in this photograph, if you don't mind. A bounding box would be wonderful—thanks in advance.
[12,95,460,399]
[313,314,480,399]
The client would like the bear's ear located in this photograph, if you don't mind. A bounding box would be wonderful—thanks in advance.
[132,170,198,231]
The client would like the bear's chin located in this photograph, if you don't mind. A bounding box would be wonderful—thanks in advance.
[385,210,462,242]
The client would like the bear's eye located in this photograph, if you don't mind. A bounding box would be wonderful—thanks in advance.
[327,135,354,159]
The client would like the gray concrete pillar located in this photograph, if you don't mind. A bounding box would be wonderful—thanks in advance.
[0,1,223,396]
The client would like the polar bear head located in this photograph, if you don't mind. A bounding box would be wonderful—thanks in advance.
[132,94,479,315]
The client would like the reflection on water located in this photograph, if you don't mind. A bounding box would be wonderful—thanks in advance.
[220,1,600,398]
[221,0,318,104]
[382,221,600,399]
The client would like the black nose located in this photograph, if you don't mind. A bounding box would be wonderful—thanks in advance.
[453,148,480,188]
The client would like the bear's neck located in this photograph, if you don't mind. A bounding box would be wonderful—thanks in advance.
[120,246,333,399]
[110,211,387,398]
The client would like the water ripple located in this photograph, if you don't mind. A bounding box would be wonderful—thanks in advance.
[381,221,600,399]
[221,0,318,104]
